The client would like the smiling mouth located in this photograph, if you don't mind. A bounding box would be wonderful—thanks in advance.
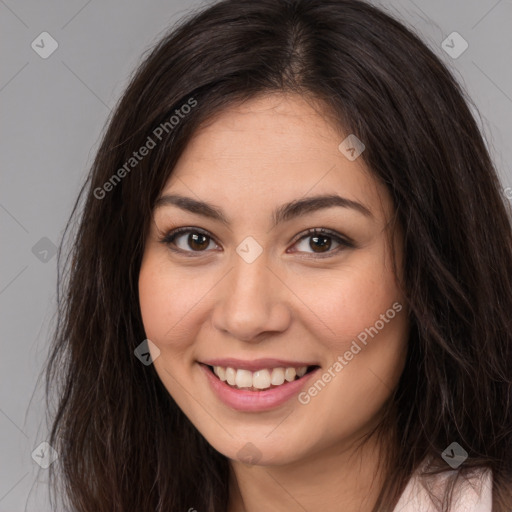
[205,364,320,392]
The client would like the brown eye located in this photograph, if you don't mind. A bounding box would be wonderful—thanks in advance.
[160,226,353,258]
[160,228,218,254]
[290,228,353,257]
[187,232,210,251]
[308,234,332,253]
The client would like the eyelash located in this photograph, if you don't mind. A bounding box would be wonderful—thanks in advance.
[158,226,355,258]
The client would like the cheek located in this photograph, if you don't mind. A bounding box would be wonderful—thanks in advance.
[138,260,171,341]
[138,256,197,347]
[138,252,221,360]
[296,249,402,350]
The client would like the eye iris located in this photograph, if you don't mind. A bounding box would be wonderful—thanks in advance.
[189,232,209,251]
[310,234,331,253]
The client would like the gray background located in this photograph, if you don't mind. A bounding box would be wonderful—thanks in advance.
[1,0,511,510]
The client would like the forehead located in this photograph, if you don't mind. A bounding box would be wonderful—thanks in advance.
[161,93,391,222]
[178,93,345,164]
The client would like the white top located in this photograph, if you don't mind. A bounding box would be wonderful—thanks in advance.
[393,465,493,511]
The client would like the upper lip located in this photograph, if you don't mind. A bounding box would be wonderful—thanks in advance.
[200,358,319,372]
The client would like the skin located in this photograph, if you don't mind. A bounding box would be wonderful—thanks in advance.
[138,92,410,512]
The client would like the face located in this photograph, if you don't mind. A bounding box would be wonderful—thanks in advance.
[138,92,409,466]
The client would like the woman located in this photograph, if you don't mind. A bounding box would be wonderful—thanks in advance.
[45,0,512,510]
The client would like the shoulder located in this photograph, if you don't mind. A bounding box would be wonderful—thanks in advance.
[392,462,493,512]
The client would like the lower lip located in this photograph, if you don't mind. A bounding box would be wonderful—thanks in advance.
[199,363,321,412]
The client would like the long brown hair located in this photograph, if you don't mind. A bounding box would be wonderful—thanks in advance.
[44,0,512,510]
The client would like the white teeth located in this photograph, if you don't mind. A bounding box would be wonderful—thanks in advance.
[270,367,285,386]
[214,366,226,381]
[253,369,271,389]
[284,367,296,382]
[212,365,310,390]
[296,366,307,377]
[225,367,236,386]
[235,369,253,388]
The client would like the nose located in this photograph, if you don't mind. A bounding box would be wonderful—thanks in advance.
[211,252,291,343]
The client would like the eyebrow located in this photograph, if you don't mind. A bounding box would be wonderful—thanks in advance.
[154,193,373,227]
